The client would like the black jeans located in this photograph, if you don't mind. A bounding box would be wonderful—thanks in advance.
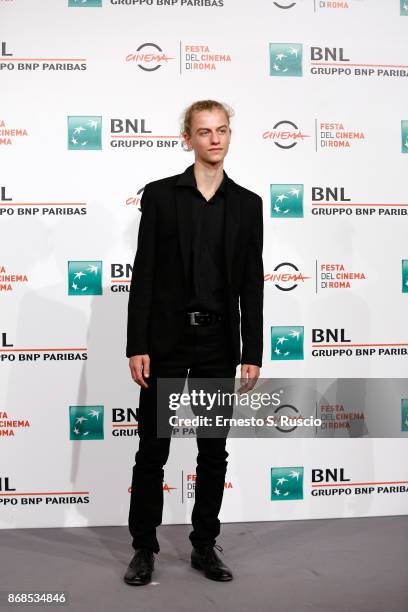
[128,317,237,554]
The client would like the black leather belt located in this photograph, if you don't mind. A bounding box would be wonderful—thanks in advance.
[186,311,223,326]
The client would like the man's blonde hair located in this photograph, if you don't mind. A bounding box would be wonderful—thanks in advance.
[180,99,234,137]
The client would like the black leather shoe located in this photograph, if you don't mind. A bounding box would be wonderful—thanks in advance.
[191,544,233,581]
[124,548,155,586]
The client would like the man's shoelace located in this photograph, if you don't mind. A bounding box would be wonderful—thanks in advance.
[202,543,224,559]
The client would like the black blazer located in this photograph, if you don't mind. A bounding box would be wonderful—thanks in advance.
[126,163,264,368]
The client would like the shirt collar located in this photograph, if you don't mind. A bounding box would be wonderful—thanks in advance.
[176,163,227,194]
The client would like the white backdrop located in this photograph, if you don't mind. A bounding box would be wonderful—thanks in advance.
[1,0,408,529]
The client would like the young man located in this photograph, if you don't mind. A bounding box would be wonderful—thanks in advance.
[124,100,264,585]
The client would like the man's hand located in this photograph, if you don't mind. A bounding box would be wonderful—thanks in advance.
[129,354,150,388]
[239,364,260,394]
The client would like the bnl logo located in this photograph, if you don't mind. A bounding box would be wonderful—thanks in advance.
[69,406,104,440]
[402,121,408,153]
[402,260,408,293]
[68,116,102,150]
[271,326,304,360]
[271,466,303,500]
[401,400,408,432]
[401,1,408,16]
[68,261,103,295]
[270,184,304,218]
[269,43,302,77]
[68,0,102,6]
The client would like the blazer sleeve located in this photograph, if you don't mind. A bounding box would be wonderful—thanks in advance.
[239,195,264,367]
[126,184,156,358]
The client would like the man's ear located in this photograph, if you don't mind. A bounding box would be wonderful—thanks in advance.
[182,136,192,151]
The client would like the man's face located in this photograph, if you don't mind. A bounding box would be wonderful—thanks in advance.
[183,109,231,164]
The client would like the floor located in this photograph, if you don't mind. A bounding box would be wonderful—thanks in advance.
[1,517,407,612]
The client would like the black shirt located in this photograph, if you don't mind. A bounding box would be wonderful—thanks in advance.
[176,164,227,314]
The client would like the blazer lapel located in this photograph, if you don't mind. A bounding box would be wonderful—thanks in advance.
[175,168,241,286]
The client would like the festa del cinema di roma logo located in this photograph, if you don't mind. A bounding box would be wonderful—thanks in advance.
[68,261,103,295]
[67,116,102,150]
[69,406,104,440]
[271,1,399,9]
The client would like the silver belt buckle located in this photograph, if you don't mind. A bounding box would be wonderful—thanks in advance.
[188,311,201,326]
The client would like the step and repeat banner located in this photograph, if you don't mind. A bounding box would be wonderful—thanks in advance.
[1,0,408,529]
